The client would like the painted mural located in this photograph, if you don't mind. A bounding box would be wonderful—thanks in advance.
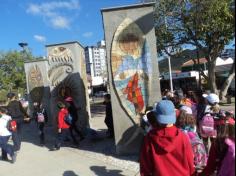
[111,18,152,122]
[48,47,74,87]
[28,65,44,103]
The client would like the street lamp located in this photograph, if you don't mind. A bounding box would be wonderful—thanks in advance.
[18,42,28,51]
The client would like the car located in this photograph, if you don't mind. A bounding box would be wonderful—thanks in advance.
[94,91,106,97]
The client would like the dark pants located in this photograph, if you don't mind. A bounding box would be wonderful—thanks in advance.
[12,121,22,151]
[69,121,84,144]
[0,136,14,159]
[38,123,45,144]
[55,129,69,149]
[104,116,114,137]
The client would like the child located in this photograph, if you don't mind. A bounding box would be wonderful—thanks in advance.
[140,100,195,176]
[199,116,235,176]
[33,102,48,145]
[0,107,17,163]
[65,97,84,144]
[199,93,220,153]
[176,108,207,171]
[52,101,70,150]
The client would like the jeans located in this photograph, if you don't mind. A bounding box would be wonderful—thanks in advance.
[12,119,23,151]
[38,122,45,143]
[0,136,14,159]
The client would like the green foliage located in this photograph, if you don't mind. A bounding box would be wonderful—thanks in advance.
[0,50,35,101]
[154,0,235,93]
[154,0,235,56]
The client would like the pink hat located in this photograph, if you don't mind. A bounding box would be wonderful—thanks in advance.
[65,97,73,102]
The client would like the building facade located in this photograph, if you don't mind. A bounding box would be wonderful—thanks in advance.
[84,40,107,79]
[220,49,235,59]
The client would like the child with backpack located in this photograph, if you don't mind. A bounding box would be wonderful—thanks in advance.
[52,101,70,150]
[33,102,48,145]
[0,107,17,163]
[176,106,207,172]
[140,100,195,176]
[199,93,220,153]
[199,115,235,176]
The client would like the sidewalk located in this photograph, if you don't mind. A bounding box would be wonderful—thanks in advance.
[0,102,139,176]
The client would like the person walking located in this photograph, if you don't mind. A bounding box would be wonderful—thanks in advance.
[33,102,48,145]
[0,107,17,163]
[65,97,84,145]
[103,94,114,138]
[52,101,70,150]
[7,92,30,152]
[140,100,195,176]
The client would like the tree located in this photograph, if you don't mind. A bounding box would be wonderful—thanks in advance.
[0,50,35,99]
[154,0,235,99]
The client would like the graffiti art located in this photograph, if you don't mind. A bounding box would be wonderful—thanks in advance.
[28,65,44,103]
[111,18,152,122]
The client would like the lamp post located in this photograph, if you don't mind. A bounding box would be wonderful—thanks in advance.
[18,42,28,60]
[18,42,28,50]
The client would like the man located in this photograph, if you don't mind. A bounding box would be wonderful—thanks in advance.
[7,93,30,152]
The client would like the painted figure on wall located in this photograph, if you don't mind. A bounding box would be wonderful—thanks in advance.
[48,47,74,87]
[28,65,44,103]
[111,18,152,122]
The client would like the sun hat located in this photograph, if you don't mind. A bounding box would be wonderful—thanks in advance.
[203,93,219,104]
[180,105,193,114]
[153,100,176,124]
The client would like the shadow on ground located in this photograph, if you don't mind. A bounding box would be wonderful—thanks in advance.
[63,170,79,176]
[90,166,124,176]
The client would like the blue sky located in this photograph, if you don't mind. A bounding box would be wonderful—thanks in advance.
[0,0,234,58]
[0,0,138,57]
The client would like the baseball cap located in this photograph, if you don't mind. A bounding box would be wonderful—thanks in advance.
[180,105,193,114]
[203,93,219,104]
[153,100,176,124]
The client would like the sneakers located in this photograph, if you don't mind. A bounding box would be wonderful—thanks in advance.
[10,153,17,164]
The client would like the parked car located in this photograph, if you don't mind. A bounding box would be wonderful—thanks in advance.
[94,91,106,97]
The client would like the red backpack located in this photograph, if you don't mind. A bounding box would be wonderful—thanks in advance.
[7,120,17,132]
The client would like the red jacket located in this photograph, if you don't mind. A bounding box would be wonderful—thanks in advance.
[140,126,195,176]
[57,108,70,129]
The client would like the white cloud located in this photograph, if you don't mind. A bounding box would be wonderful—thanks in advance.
[26,0,79,29]
[34,35,46,42]
[51,16,70,29]
[83,32,93,38]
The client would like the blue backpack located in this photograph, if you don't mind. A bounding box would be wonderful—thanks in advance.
[64,114,73,125]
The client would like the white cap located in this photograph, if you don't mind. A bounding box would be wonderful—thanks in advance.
[180,105,193,114]
[203,93,219,104]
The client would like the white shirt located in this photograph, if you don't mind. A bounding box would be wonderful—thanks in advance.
[0,114,12,136]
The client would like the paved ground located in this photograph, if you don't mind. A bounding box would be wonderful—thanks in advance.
[0,101,139,176]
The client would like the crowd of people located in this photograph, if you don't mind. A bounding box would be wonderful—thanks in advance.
[140,89,235,176]
[0,89,235,176]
